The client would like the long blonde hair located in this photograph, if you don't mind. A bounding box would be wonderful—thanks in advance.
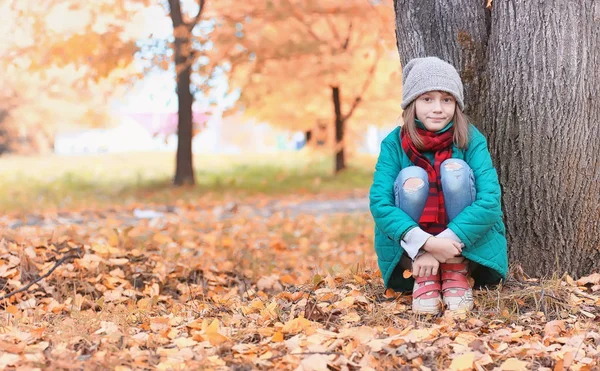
[400,101,470,150]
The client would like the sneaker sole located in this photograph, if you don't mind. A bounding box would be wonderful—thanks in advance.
[412,305,442,315]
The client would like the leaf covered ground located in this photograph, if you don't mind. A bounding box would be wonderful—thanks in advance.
[1,195,600,371]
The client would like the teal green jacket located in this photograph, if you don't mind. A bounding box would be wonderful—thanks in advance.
[369,124,508,290]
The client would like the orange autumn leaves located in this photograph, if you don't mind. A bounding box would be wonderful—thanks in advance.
[1,198,600,369]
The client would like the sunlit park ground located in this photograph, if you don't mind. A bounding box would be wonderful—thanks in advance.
[0,150,376,214]
[4,149,600,370]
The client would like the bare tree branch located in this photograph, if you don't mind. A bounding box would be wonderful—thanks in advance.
[0,247,83,301]
[325,15,343,49]
[188,0,206,32]
[283,0,326,44]
[168,0,183,27]
[341,22,353,50]
[343,42,382,121]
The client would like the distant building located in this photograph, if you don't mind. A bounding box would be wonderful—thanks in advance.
[53,110,308,155]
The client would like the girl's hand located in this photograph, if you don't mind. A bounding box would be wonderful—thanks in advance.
[412,252,440,278]
[422,237,463,263]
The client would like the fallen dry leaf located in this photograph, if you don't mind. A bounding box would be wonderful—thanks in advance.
[282,317,314,335]
[449,352,475,371]
[577,273,600,286]
[500,358,530,370]
[271,332,284,342]
[204,319,230,346]
[544,320,566,338]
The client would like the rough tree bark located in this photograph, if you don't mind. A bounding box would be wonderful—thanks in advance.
[394,0,600,278]
[168,0,205,186]
[394,0,490,123]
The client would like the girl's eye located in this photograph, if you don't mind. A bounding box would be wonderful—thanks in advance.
[422,97,431,102]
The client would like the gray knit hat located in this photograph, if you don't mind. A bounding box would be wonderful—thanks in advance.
[401,56,464,110]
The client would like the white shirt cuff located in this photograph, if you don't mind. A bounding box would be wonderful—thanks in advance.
[401,227,432,260]
[436,228,463,244]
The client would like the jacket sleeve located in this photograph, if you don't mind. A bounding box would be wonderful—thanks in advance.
[369,139,419,242]
[447,129,502,248]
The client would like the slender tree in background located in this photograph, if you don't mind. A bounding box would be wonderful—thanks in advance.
[394,0,600,278]
[167,0,205,186]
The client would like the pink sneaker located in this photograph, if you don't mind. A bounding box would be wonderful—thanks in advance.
[412,273,442,315]
[440,261,474,312]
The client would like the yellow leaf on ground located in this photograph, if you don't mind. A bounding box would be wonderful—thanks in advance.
[500,358,529,370]
[565,275,576,286]
[449,352,475,371]
[282,316,313,334]
[271,332,284,342]
[205,319,230,346]
[5,306,18,315]
[335,296,355,309]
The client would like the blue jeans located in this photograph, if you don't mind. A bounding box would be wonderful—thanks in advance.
[393,159,476,223]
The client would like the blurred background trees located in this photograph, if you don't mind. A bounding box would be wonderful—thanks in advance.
[0,0,401,178]
[0,0,147,154]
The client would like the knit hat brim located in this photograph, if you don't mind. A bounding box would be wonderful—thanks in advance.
[401,85,465,111]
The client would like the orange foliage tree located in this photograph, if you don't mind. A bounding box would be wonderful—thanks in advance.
[207,0,402,172]
[0,0,148,154]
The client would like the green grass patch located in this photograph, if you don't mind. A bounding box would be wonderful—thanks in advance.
[0,151,376,213]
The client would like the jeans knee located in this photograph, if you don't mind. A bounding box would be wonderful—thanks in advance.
[396,166,428,187]
[394,166,428,210]
[442,159,469,172]
[441,159,475,195]
[403,178,425,193]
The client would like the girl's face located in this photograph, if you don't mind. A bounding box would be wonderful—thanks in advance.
[414,91,456,132]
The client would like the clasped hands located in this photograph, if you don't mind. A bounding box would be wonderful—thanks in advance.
[412,237,464,278]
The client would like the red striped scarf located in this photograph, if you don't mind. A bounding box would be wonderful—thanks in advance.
[401,126,454,234]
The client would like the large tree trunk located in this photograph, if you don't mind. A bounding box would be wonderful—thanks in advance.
[332,86,346,173]
[394,0,600,279]
[482,1,600,278]
[169,0,196,186]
